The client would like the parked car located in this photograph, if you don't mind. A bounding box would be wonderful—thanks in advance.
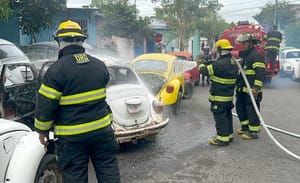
[0,119,63,183]
[278,48,300,81]
[0,38,32,66]
[131,53,185,115]
[1,55,169,144]
[169,52,200,99]
[21,41,95,69]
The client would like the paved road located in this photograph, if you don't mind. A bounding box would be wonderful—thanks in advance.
[90,76,300,183]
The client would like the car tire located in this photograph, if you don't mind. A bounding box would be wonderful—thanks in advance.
[34,154,63,183]
[183,81,194,99]
[172,90,182,115]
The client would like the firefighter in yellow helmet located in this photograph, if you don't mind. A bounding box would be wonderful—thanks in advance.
[235,33,266,140]
[199,39,238,146]
[34,20,121,182]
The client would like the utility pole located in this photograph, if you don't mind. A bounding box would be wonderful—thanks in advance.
[273,0,278,26]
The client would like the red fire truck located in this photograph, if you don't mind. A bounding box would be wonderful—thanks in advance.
[219,21,279,83]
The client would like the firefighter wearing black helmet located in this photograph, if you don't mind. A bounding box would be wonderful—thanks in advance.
[235,33,266,140]
[34,20,121,182]
[199,39,238,146]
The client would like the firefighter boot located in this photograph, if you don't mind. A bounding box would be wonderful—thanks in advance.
[242,131,258,140]
[237,125,249,135]
[209,137,229,146]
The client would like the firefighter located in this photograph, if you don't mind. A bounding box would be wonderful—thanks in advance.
[265,25,282,69]
[34,20,121,182]
[199,39,238,146]
[235,33,266,140]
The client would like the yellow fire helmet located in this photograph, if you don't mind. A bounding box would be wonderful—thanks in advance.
[54,20,87,42]
[215,39,233,50]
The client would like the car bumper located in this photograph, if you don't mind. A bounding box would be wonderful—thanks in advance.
[114,118,169,143]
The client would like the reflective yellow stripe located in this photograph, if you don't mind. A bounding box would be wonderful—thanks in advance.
[217,135,230,142]
[209,94,233,102]
[242,87,262,93]
[199,64,205,69]
[207,65,214,75]
[229,134,234,139]
[249,125,261,132]
[241,120,249,125]
[245,69,255,75]
[59,88,106,105]
[268,37,281,42]
[265,46,279,51]
[38,84,62,100]
[34,118,54,131]
[210,75,236,85]
[253,62,265,69]
[54,113,112,136]
[254,80,263,87]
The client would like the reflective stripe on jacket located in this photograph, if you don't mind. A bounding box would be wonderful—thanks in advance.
[265,30,282,51]
[237,48,266,93]
[200,54,238,103]
[34,45,111,136]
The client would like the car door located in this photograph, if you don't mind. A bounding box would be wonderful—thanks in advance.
[0,63,40,129]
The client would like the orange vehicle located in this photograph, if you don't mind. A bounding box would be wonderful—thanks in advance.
[219,21,279,83]
[168,52,200,99]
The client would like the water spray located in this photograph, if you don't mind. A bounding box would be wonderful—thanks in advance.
[233,58,300,160]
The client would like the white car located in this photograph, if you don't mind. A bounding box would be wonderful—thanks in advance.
[0,119,63,183]
[105,62,169,143]
[279,48,300,81]
[0,56,169,144]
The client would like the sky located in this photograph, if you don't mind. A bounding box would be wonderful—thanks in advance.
[131,0,296,24]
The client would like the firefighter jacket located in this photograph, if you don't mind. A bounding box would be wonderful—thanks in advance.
[237,48,266,93]
[265,30,282,52]
[34,45,112,136]
[199,54,238,103]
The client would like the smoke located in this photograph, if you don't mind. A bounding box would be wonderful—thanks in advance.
[265,75,300,89]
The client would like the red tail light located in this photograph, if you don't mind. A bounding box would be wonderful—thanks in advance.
[152,100,164,114]
[166,85,174,93]
[266,63,271,70]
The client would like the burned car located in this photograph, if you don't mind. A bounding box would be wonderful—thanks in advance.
[1,57,169,144]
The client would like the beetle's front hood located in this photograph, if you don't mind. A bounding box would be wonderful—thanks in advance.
[106,84,152,129]
[135,73,167,96]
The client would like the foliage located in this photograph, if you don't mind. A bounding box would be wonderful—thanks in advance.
[92,0,154,43]
[195,11,230,43]
[253,1,296,30]
[0,0,11,22]
[284,22,300,48]
[14,0,65,43]
[152,0,222,51]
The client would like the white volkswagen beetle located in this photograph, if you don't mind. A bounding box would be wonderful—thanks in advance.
[279,48,300,81]
[0,119,63,183]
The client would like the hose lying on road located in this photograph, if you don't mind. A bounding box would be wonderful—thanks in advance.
[233,58,300,160]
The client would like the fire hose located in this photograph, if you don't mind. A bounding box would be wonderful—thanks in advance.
[233,58,300,160]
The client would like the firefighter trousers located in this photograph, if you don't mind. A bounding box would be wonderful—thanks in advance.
[236,92,262,132]
[210,102,234,140]
[55,125,121,183]
[266,50,278,69]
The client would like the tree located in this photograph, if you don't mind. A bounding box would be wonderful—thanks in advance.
[253,1,296,30]
[284,22,300,48]
[0,0,12,22]
[195,10,230,45]
[92,0,153,42]
[14,0,65,43]
[152,0,222,51]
